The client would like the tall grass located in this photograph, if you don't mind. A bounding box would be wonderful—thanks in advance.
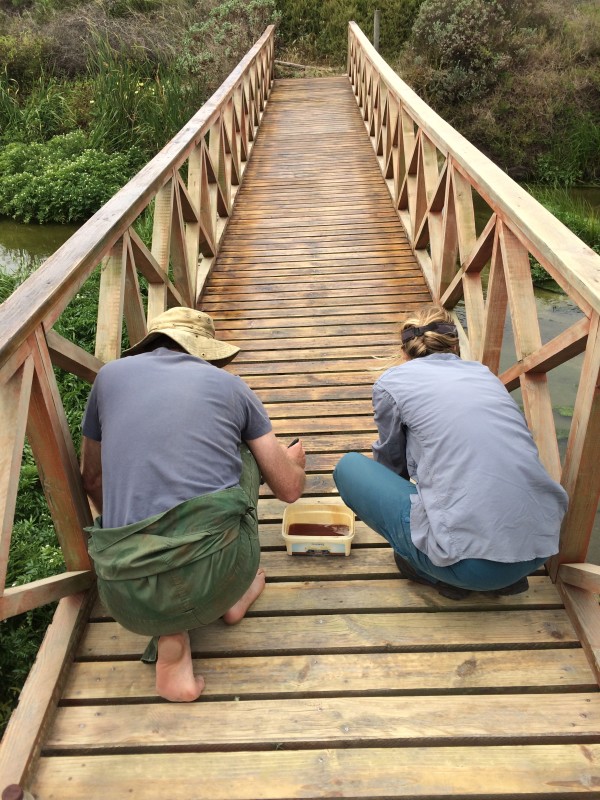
[86,36,204,155]
[0,72,74,144]
[527,186,600,253]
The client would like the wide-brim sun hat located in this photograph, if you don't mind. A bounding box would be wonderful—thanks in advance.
[122,307,240,365]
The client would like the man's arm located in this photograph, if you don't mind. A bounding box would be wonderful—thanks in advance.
[246,432,306,503]
[81,436,103,514]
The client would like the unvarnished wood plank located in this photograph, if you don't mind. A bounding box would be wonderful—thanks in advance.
[62,648,596,702]
[31,745,600,799]
[47,693,600,751]
[77,610,578,659]
[89,576,563,620]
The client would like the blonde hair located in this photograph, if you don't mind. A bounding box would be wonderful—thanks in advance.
[400,305,460,359]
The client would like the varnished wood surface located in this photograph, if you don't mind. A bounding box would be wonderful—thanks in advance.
[29,77,600,798]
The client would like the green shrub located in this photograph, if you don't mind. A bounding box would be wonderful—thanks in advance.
[106,0,163,16]
[397,0,600,184]
[180,0,280,87]
[403,0,535,104]
[528,186,600,254]
[0,136,143,222]
[87,35,207,156]
[534,112,600,187]
[0,72,75,143]
[0,32,47,86]
[275,0,425,64]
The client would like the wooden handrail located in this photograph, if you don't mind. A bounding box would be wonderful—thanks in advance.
[0,26,275,620]
[347,22,600,315]
[347,21,600,571]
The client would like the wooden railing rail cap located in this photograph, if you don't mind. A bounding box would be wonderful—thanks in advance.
[348,22,600,316]
[0,25,275,365]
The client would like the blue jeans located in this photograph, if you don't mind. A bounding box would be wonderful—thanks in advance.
[333,452,545,591]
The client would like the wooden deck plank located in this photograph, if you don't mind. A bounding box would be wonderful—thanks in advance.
[77,610,578,659]
[31,746,600,798]
[62,649,596,702]
[47,693,600,751]
[89,576,563,619]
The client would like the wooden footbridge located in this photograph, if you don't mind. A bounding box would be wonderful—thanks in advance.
[2,23,600,798]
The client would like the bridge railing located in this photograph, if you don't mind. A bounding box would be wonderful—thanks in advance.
[0,26,275,623]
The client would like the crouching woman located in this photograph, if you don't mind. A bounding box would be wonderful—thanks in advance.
[334,305,568,599]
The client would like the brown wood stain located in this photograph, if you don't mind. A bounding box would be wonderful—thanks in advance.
[287,523,349,537]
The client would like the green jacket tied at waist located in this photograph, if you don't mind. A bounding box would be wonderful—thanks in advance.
[85,483,260,638]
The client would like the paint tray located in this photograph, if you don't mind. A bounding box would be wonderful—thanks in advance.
[282,502,355,556]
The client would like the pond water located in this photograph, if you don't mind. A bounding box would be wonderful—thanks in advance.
[1,188,599,560]
[0,218,80,274]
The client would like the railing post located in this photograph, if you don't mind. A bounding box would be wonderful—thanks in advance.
[550,311,600,576]
[373,10,381,52]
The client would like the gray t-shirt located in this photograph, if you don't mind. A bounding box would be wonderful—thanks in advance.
[372,353,568,566]
[82,348,272,528]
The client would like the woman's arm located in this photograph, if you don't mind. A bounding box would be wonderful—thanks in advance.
[372,384,409,479]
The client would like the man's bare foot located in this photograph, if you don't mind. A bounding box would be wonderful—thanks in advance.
[223,567,266,625]
[155,632,205,702]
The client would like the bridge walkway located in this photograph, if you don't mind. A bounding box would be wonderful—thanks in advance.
[25,76,600,798]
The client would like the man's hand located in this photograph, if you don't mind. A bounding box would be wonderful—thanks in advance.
[247,432,306,503]
[285,439,306,470]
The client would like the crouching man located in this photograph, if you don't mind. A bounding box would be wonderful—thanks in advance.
[81,307,305,702]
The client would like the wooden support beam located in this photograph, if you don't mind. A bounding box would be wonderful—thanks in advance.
[559,563,600,594]
[0,571,94,620]
[558,581,600,687]
[127,229,183,308]
[171,179,194,307]
[27,329,92,571]
[94,237,127,363]
[123,237,148,348]
[148,180,174,320]
[500,316,590,392]
[440,213,496,309]
[46,330,103,383]
[480,228,508,372]
[0,355,34,593]
[551,311,600,571]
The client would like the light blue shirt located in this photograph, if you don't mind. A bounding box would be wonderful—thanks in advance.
[372,353,568,566]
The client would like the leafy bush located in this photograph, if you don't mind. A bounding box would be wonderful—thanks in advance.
[0,72,75,143]
[0,31,48,86]
[0,136,143,222]
[31,1,198,78]
[527,186,600,254]
[397,0,600,184]
[275,0,426,64]
[106,0,163,16]
[403,0,535,104]
[179,0,280,87]
[86,35,206,156]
